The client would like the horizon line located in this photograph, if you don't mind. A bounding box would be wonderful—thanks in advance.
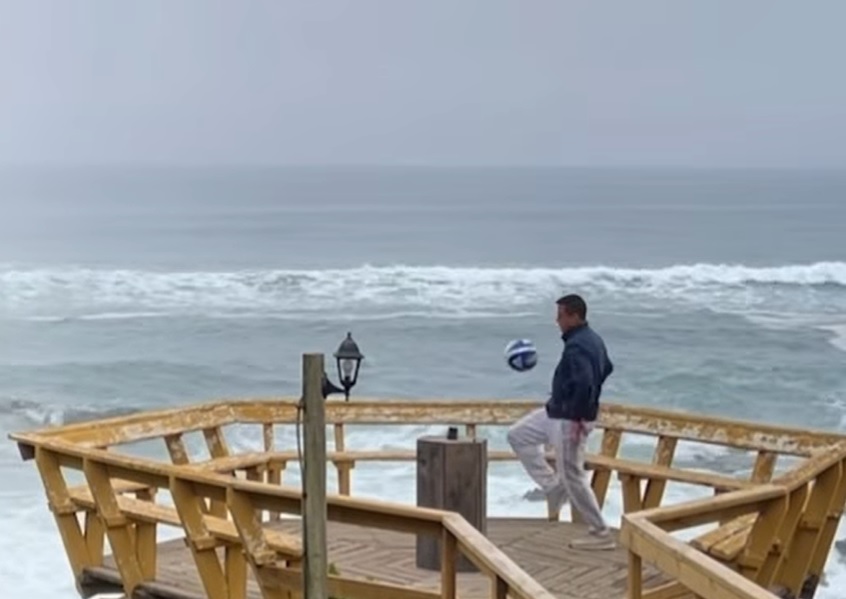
[0,162,844,172]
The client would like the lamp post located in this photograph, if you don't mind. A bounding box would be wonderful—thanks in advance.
[301,332,364,599]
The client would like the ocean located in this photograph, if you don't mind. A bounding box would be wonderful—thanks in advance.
[1,165,845,598]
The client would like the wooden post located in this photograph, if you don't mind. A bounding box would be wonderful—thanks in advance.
[302,353,328,599]
[416,432,487,572]
[627,550,642,599]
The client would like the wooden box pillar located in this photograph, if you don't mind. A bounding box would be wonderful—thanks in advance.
[415,431,487,572]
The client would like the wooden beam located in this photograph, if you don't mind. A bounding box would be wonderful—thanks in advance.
[633,485,785,532]
[68,485,302,559]
[169,477,229,599]
[264,564,441,599]
[781,459,846,596]
[442,513,557,599]
[302,353,328,599]
[13,396,846,457]
[34,447,94,580]
[591,428,623,509]
[642,436,678,509]
[226,487,284,598]
[620,518,778,599]
[13,401,236,447]
[82,458,147,595]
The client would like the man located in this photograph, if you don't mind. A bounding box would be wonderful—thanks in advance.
[507,293,615,550]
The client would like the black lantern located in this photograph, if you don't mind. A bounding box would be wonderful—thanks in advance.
[322,332,364,400]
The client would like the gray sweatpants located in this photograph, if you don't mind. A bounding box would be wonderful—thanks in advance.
[506,407,608,532]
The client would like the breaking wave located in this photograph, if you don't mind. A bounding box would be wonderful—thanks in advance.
[1,262,845,319]
[0,397,140,428]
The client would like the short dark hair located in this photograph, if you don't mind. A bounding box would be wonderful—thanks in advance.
[556,294,587,320]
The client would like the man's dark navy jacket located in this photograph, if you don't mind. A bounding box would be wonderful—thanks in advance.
[545,322,614,422]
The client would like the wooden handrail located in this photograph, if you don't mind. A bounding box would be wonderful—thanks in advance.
[12,397,846,455]
[442,513,557,599]
[773,441,846,489]
[12,397,846,599]
[28,438,550,599]
[621,517,780,599]
[620,443,846,599]
[628,485,785,532]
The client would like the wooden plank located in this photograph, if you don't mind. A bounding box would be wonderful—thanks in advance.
[96,519,668,599]
[34,448,96,579]
[67,484,302,558]
[262,450,754,491]
[14,398,846,458]
[265,564,440,599]
[642,436,678,509]
[620,518,777,599]
[632,485,786,532]
[591,428,623,509]
[170,477,230,599]
[227,398,846,455]
[780,459,846,596]
[82,458,148,594]
[692,515,755,560]
[15,401,236,447]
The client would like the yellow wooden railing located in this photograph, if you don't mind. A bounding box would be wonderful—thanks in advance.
[10,397,846,599]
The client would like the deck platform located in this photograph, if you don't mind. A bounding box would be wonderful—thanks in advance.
[15,396,846,599]
[86,519,667,599]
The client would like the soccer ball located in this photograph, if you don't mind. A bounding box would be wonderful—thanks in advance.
[504,338,538,372]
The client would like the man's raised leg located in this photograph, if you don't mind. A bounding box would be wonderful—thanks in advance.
[507,407,567,513]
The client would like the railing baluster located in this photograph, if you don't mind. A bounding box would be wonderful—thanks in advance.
[737,495,789,581]
[782,458,846,597]
[755,484,808,588]
[751,450,777,483]
[642,436,677,509]
[34,448,95,579]
[590,428,623,509]
[802,461,846,597]
[82,458,147,595]
[225,545,248,599]
[135,487,158,580]
[170,477,229,599]
[441,528,457,599]
[492,575,508,599]
[83,509,105,567]
[627,550,642,599]
[227,487,288,598]
[203,427,231,517]
[262,422,275,522]
[621,474,644,513]
[164,433,190,465]
[334,422,352,495]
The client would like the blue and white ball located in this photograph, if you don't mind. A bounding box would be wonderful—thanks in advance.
[504,338,538,372]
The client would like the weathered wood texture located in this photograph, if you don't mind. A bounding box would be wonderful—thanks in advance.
[15,398,846,456]
[12,397,846,599]
[302,353,329,599]
[91,518,668,599]
[415,435,487,572]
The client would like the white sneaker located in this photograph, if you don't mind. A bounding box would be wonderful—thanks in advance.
[569,528,616,551]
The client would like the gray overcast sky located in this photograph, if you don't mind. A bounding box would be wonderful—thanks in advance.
[1,1,844,168]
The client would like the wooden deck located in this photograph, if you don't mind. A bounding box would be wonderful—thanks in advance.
[17,397,846,599]
[87,518,668,599]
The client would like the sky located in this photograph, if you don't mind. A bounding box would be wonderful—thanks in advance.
[0,0,844,168]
